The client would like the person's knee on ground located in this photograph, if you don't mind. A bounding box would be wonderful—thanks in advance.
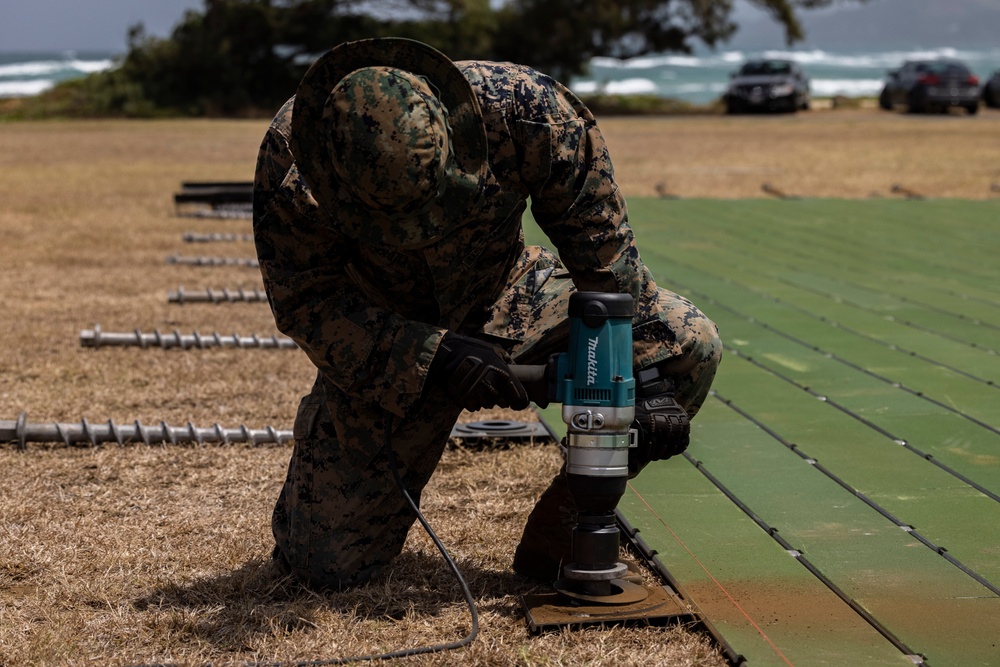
[271,376,461,591]
[271,544,387,591]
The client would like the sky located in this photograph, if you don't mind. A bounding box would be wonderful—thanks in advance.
[3,1,780,53]
[0,0,203,52]
[0,0,994,54]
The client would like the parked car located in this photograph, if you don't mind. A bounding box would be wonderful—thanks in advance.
[982,70,1000,108]
[723,59,811,114]
[878,59,980,114]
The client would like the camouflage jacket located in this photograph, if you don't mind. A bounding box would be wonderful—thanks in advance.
[254,61,665,418]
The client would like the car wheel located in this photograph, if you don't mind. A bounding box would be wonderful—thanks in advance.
[726,100,741,115]
[986,88,1000,109]
[878,89,892,110]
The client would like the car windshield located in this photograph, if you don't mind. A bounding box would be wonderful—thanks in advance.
[739,61,792,76]
[914,61,971,76]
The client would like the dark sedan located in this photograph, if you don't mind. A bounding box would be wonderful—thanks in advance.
[723,59,811,114]
[879,59,980,114]
[982,70,1000,108]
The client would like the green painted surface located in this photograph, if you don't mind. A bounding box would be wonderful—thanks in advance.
[655,267,1000,492]
[536,406,914,667]
[635,199,1000,354]
[711,353,1000,580]
[525,200,1000,665]
[658,260,1000,423]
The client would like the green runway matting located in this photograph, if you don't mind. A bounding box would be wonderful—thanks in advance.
[527,200,1000,667]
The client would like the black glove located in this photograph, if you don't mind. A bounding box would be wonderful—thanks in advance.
[430,333,529,412]
[629,393,691,475]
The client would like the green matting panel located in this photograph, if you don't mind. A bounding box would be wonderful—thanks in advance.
[526,200,1000,667]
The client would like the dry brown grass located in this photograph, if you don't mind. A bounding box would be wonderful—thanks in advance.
[3,107,996,666]
[600,107,1000,200]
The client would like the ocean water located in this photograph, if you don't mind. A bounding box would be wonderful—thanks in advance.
[571,46,1000,104]
[2,47,999,104]
[0,51,116,98]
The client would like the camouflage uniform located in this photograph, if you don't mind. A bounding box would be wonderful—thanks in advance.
[253,42,722,590]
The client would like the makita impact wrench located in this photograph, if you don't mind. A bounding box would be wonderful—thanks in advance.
[512,291,637,598]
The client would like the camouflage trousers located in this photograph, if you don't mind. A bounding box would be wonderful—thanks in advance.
[272,246,722,590]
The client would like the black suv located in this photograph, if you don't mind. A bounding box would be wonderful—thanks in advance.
[723,59,811,114]
[879,59,980,114]
[982,70,1000,108]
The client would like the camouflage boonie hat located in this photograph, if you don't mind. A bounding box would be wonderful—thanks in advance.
[291,38,488,248]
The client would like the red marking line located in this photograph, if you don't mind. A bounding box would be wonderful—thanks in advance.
[627,482,796,667]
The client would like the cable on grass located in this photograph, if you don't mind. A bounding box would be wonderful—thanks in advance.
[127,417,480,667]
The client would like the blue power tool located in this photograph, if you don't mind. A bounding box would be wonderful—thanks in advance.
[514,291,649,603]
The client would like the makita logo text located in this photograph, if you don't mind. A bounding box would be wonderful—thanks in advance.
[586,336,599,385]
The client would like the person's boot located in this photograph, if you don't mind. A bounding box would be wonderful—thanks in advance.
[271,544,292,576]
[512,472,576,581]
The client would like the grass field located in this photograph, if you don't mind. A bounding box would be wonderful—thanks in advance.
[598,108,1000,200]
[1,108,999,666]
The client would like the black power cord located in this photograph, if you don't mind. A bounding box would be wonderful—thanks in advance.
[134,418,480,667]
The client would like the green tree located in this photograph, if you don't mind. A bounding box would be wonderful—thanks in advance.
[492,0,869,80]
[107,0,499,115]
[11,0,869,118]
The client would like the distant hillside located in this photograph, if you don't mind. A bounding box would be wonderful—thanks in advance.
[729,0,1000,51]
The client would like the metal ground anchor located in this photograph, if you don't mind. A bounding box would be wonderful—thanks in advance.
[761,182,800,200]
[182,232,254,243]
[168,286,268,304]
[450,420,553,441]
[891,183,926,200]
[80,325,297,349]
[177,207,252,220]
[1,412,292,448]
[166,255,260,268]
